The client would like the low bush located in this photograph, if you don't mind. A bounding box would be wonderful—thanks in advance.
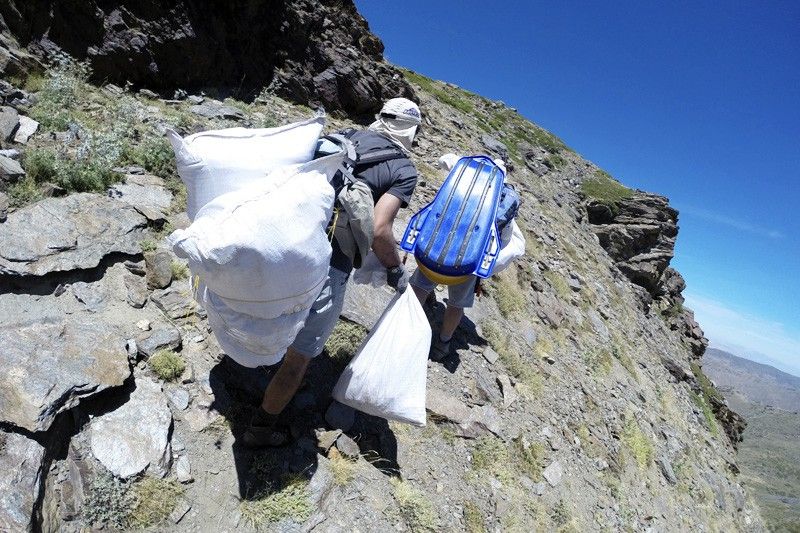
[240,477,313,528]
[127,477,184,529]
[149,350,186,381]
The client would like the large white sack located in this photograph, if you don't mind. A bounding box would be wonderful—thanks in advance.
[494,220,525,274]
[333,290,431,426]
[168,165,335,320]
[167,115,324,219]
[202,287,310,368]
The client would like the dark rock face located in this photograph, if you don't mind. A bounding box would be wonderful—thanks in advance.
[708,395,747,448]
[0,0,413,116]
[660,268,708,359]
[587,192,678,297]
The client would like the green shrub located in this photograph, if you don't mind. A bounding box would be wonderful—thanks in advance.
[171,260,190,280]
[545,153,567,169]
[661,301,685,319]
[82,471,133,528]
[691,391,718,436]
[584,347,613,376]
[403,69,475,113]
[123,135,177,182]
[23,147,121,193]
[240,477,313,528]
[494,274,526,318]
[29,60,91,130]
[463,501,486,533]
[612,345,638,380]
[580,170,633,213]
[6,176,43,207]
[393,479,439,532]
[690,362,723,403]
[621,416,653,469]
[127,477,184,529]
[543,270,571,300]
[149,350,186,381]
[514,437,546,481]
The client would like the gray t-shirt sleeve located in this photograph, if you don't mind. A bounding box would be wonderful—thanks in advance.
[385,159,418,207]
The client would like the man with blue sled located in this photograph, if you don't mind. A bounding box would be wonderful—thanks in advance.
[402,155,524,361]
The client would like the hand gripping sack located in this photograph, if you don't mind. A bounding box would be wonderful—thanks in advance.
[332,290,431,426]
[167,115,325,220]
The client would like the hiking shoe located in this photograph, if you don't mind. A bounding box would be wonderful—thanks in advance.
[242,424,289,448]
[429,337,451,362]
[242,409,289,448]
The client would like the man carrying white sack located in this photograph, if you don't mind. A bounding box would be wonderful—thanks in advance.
[410,156,522,362]
[244,98,422,447]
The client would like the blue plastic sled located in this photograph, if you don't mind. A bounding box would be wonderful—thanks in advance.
[401,156,505,284]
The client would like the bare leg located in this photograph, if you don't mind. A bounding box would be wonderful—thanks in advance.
[412,284,430,306]
[261,347,312,415]
[440,305,464,341]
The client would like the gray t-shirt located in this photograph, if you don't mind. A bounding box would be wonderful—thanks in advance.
[330,130,418,272]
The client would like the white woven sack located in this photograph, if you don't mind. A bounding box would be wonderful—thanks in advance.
[332,290,431,426]
[493,220,525,274]
[167,115,324,219]
[202,287,310,368]
[168,164,335,320]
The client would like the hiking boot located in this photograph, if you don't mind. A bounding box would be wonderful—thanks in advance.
[242,425,289,448]
[242,409,289,448]
[429,337,451,362]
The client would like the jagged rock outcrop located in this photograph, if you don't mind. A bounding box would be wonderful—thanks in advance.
[659,267,709,358]
[0,193,147,277]
[586,192,678,297]
[0,431,45,532]
[90,378,173,479]
[0,318,130,432]
[0,0,413,115]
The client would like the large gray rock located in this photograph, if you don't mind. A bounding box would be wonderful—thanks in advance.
[151,287,196,320]
[145,250,173,289]
[0,154,24,186]
[12,116,38,144]
[189,101,245,120]
[0,193,147,276]
[107,173,172,222]
[90,378,172,479]
[0,191,7,222]
[0,106,19,142]
[0,431,45,532]
[0,318,130,432]
[136,323,182,358]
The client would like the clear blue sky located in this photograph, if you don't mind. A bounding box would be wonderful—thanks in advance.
[355,0,800,376]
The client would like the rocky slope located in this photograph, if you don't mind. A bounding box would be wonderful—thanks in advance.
[0,0,412,116]
[0,2,765,532]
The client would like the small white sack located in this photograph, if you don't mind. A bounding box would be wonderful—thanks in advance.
[167,115,325,219]
[493,220,525,274]
[437,153,460,171]
[333,289,431,426]
[351,252,387,288]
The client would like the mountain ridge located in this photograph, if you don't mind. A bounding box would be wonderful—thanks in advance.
[0,1,766,531]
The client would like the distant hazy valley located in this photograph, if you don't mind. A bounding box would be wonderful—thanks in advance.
[704,348,800,531]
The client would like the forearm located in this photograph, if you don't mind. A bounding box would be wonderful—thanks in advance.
[372,225,401,268]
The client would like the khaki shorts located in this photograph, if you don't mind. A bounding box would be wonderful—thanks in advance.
[409,268,477,308]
